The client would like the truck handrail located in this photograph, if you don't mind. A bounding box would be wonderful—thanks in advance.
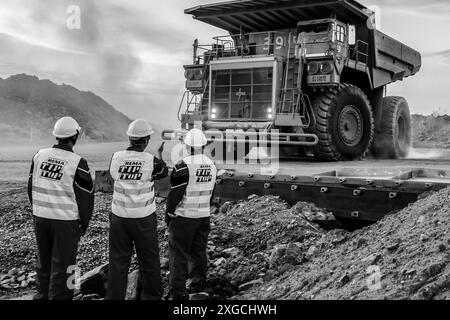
[193,31,291,62]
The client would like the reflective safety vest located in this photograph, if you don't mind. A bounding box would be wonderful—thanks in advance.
[175,154,217,219]
[110,150,156,218]
[32,148,81,220]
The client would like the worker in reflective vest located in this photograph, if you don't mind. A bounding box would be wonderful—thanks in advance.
[166,128,217,300]
[28,117,94,300]
[106,119,168,300]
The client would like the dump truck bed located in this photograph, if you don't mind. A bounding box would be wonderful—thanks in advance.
[185,0,370,33]
[186,0,422,87]
[372,30,421,87]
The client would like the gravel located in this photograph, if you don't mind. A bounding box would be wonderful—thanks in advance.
[2,181,449,300]
[239,187,450,300]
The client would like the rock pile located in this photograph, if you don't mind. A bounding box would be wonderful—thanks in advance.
[202,196,329,299]
[4,181,448,300]
[239,188,450,300]
[0,268,36,290]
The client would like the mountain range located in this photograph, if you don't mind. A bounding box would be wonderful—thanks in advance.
[0,74,133,142]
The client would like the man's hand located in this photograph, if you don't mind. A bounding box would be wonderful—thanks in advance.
[157,142,165,157]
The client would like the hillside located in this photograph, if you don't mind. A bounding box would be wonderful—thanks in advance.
[0,74,131,142]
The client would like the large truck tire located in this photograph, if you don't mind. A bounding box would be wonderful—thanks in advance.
[312,84,374,161]
[372,96,411,159]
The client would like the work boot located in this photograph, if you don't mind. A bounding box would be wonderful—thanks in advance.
[32,292,49,300]
[189,292,209,301]
[186,278,206,294]
[168,290,189,301]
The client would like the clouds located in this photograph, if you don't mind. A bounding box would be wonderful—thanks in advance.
[424,49,450,63]
[0,0,449,123]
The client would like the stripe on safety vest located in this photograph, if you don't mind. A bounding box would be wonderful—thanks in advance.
[33,200,77,211]
[33,186,74,198]
[114,185,154,196]
[113,199,154,209]
[186,190,211,197]
[182,202,211,210]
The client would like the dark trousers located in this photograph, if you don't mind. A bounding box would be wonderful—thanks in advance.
[33,216,81,300]
[168,216,210,298]
[106,213,161,300]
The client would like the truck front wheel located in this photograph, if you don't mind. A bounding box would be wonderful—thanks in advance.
[373,96,412,159]
[312,84,374,161]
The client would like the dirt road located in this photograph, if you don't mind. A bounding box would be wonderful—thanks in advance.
[217,149,450,177]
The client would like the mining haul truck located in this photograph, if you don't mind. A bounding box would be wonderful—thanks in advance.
[163,0,422,161]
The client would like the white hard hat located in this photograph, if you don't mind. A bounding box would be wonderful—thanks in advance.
[184,128,207,148]
[127,119,154,138]
[53,117,81,139]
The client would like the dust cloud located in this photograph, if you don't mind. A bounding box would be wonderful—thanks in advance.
[407,148,448,160]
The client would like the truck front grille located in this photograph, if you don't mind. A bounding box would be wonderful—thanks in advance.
[211,67,273,120]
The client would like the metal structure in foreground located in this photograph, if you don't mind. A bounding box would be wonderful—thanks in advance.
[95,167,450,224]
[213,167,450,223]
[163,0,421,161]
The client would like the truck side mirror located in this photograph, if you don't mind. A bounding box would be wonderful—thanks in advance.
[348,25,356,46]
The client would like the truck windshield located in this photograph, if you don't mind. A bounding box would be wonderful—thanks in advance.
[298,23,329,33]
[211,67,273,120]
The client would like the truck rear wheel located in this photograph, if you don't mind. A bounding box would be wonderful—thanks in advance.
[312,84,374,161]
[373,96,411,159]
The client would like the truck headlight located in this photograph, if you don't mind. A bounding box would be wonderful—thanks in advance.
[211,108,217,119]
[184,69,195,80]
[307,61,320,75]
[320,61,334,74]
[193,69,203,80]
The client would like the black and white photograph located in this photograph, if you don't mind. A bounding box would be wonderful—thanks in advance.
[0,0,449,314]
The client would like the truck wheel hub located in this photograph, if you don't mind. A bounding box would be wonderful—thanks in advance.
[338,105,363,147]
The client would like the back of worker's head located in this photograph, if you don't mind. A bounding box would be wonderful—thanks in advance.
[53,117,81,147]
[184,128,207,154]
[127,119,154,150]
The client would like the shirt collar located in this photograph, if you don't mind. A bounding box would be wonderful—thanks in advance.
[126,146,144,152]
[53,144,74,153]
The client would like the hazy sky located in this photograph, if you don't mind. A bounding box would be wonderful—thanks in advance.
[0,0,449,129]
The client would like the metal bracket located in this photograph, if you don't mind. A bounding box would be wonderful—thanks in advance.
[389,192,398,199]
[351,211,360,218]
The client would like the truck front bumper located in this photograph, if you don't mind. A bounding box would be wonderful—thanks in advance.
[162,129,319,146]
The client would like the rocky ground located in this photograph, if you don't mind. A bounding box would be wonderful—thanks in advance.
[1,181,449,300]
[240,188,450,300]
